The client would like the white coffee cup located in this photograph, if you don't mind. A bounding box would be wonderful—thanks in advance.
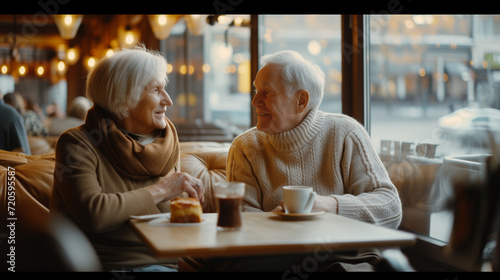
[282,186,317,214]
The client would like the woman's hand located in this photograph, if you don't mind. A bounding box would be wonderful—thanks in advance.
[146,172,204,204]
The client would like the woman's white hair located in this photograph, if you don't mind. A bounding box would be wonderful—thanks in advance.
[260,50,325,110]
[86,44,168,119]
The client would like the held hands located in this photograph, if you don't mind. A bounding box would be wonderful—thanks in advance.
[272,195,338,214]
[147,172,204,204]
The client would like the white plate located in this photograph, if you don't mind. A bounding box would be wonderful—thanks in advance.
[271,210,325,220]
[130,213,171,220]
[149,216,207,226]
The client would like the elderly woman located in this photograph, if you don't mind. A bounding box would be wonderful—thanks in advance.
[50,46,204,272]
[179,50,402,272]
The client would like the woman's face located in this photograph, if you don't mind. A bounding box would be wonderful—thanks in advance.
[252,64,303,134]
[124,77,173,134]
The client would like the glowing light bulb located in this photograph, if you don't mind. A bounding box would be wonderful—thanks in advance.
[18,65,26,76]
[57,61,66,72]
[125,31,135,45]
[64,15,73,26]
[87,57,96,68]
[158,15,167,26]
[105,48,114,57]
[37,66,44,76]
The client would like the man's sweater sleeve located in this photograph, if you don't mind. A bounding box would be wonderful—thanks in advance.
[334,125,403,229]
[227,139,264,212]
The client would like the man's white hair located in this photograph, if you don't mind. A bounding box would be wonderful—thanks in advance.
[260,50,325,110]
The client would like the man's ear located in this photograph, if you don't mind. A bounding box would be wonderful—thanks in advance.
[296,90,309,113]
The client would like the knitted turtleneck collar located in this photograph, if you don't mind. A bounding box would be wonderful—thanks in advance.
[266,109,325,151]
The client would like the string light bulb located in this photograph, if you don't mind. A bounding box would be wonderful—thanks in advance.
[57,60,66,75]
[65,47,80,65]
[84,56,96,70]
[1,64,9,74]
[119,25,140,48]
[36,65,45,76]
[105,47,114,58]
[18,65,27,77]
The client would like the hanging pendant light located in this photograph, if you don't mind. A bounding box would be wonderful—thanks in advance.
[52,15,83,40]
[1,53,10,75]
[184,15,208,36]
[147,15,181,40]
[33,47,45,77]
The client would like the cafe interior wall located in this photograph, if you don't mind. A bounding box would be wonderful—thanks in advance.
[1,15,252,127]
[65,16,161,117]
[0,15,162,119]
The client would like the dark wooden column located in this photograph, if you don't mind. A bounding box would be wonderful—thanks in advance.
[341,14,369,131]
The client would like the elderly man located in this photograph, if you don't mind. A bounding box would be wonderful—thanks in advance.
[227,50,402,229]
[179,51,402,272]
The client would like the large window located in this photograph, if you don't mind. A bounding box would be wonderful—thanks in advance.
[161,15,252,141]
[368,15,500,251]
[260,15,342,114]
[203,16,251,131]
[163,15,342,140]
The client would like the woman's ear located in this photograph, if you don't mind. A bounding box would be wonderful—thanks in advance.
[296,90,309,113]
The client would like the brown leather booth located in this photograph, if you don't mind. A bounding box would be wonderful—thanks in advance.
[0,142,229,271]
[0,142,229,223]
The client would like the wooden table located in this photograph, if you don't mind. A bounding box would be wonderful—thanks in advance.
[130,212,416,259]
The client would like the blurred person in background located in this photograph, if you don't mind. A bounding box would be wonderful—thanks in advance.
[43,102,65,131]
[24,96,46,124]
[0,91,30,154]
[48,96,92,136]
[4,92,48,137]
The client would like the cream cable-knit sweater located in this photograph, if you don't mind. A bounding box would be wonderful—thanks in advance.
[227,109,402,229]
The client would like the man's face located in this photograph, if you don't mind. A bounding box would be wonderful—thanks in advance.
[252,64,303,134]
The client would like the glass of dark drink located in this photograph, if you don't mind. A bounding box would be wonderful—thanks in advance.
[215,182,245,231]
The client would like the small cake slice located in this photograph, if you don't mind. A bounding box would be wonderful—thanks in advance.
[170,197,203,223]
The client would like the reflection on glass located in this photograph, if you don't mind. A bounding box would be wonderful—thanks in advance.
[260,15,342,114]
[204,15,251,134]
[163,15,341,139]
[369,15,500,249]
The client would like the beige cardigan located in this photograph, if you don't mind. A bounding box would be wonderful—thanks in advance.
[227,109,402,229]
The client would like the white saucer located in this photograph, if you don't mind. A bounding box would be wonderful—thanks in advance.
[271,210,325,220]
[149,216,207,226]
[130,213,170,220]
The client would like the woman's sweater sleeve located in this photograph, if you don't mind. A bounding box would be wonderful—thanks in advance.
[52,132,160,233]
